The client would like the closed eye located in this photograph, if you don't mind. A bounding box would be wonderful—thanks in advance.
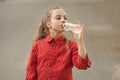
[64,17,67,20]
[55,15,67,20]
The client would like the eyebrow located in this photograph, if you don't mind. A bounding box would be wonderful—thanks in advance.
[55,15,67,17]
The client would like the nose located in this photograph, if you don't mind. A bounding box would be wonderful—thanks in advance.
[61,17,66,23]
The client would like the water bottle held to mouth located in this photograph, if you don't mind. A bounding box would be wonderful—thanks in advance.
[64,22,81,34]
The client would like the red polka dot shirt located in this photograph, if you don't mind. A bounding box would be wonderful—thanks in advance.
[26,35,91,80]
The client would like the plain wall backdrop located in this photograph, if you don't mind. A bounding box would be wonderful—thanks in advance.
[0,0,120,80]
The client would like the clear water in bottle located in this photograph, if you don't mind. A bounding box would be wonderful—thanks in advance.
[64,22,81,34]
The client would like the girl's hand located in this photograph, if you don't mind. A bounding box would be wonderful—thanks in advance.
[69,20,85,41]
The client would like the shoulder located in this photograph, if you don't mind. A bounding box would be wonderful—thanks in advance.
[32,38,46,48]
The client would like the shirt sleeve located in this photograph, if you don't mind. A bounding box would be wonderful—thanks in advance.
[70,41,92,70]
[26,42,38,80]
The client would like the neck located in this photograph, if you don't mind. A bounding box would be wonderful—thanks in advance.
[50,30,63,39]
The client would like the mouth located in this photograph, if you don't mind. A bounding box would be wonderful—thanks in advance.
[57,25,64,31]
[61,25,65,29]
[61,23,65,28]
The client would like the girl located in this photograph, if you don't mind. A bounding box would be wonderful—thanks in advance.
[26,6,91,80]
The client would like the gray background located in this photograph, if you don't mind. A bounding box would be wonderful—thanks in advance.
[0,0,120,80]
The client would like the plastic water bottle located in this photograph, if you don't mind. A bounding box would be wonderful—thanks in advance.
[64,22,81,34]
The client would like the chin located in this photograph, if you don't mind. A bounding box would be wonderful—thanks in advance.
[54,27,64,32]
[59,29,64,32]
[60,27,65,31]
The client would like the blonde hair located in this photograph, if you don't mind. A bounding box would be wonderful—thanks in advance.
[33,6,69,48]
[24,6,70,67]
[33,6,63,43]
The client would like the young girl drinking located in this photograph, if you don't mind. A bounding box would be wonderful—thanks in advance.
[26,6,91,80]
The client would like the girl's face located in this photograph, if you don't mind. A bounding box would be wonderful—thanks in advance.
[48,9,67,32]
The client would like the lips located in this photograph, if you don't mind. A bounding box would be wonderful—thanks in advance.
[60,23,65,27]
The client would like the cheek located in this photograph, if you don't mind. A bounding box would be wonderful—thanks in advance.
[51,20,59,27]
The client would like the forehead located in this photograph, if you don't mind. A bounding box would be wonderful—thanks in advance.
[51,9,67,17]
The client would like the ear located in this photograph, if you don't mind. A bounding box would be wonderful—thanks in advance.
[46,21,51,28]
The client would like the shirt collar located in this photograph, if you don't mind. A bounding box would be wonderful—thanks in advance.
[46,35,65,43]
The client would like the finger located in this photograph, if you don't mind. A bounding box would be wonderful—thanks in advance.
[76,20,82,28]
[81,24,84,27]
[77,20,80,25]
[81,24,85,32]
